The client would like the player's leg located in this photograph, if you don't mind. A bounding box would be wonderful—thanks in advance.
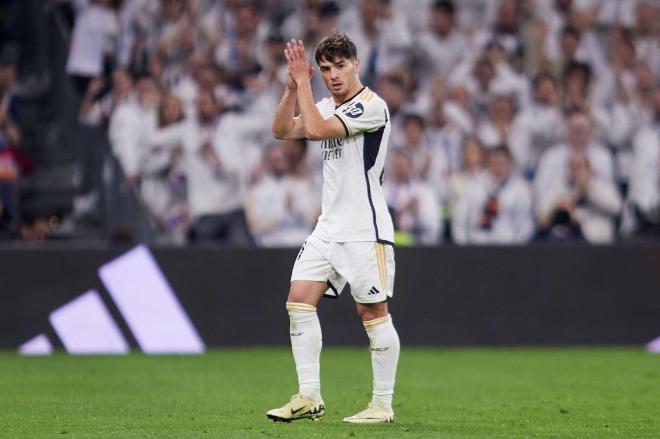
[342,300,400,423]
[286,280,327,402]
[337,242,399,423]
[267,239,332,422]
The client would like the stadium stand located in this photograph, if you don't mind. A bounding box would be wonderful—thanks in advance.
[0,0,658,245]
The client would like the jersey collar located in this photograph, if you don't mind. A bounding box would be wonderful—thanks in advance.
[334,86,367,109]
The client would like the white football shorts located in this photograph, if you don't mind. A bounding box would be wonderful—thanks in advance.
[291,234,395,303]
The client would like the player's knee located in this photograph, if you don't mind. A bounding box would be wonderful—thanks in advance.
[356,301,388,321]
[287,291,309,304]
[287,281,325,305]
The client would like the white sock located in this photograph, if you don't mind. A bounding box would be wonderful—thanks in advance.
[364,314,400,411]
[286,302,322,401]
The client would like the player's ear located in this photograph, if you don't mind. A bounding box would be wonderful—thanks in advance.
[353,57,360,74]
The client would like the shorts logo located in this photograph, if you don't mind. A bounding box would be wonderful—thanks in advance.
[368,286,381,296]
[342,102,364,118]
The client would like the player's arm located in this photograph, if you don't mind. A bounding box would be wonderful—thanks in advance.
[286,40,347,141]
[272,86,305,140]
[296,80,347,140]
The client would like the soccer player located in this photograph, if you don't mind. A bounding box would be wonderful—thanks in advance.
[266,33,400,424]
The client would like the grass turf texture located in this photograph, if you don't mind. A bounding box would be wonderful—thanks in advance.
[1,348,659,438]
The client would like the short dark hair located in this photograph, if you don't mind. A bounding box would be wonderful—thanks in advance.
[315,32,358,64]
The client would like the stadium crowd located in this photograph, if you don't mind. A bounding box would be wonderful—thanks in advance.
[1,0,659,245]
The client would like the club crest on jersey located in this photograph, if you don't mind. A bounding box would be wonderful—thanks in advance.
[342,102,364,119]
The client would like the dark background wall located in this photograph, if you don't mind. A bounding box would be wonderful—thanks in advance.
[1,245,659,348]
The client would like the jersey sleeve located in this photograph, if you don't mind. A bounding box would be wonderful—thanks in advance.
[333,94,387,137]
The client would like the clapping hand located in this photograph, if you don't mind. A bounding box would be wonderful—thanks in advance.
[284,39,313,87]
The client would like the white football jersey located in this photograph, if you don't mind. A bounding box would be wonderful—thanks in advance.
[309,87,395,244]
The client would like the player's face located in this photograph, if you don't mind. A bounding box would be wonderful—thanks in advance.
[318,56,360,99]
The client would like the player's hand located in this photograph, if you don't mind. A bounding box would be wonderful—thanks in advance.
[284,39,313,85]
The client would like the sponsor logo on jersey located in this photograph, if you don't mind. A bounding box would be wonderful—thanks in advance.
[342,102,364,118]
[321,138,343,160]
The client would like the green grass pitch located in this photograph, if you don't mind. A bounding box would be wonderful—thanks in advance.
[2,348,659,438]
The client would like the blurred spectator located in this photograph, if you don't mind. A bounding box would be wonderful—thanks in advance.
[8,0,655,246]
[624,91,660,237]
[282,136,320,188]
[79,68,133,125]
[539,25,581,79]
[150,89,251,245]
[0,56,17,122]
[607,63,657,185]
[155,1,220,83]
[0,130,19,236]
[542,2,607,76]
[396,113,438,183]
[537,151,622,243]
[282,0,323,41]
[509,72,564,175]
[455,0,498,33]
[633,1,659,77]
[384,149,441,245]
[535,110,614,197]
[452,145,533,244]
[426,98,465,178]
[472,0,523,60]
[0,122,32,238]
[477,94,515,149]
[446,136,486,216]
[109,75,161,186]
[450,52,528,120]
[415,73,473,134]
[66,0,120,97]
[416,0,466,81]
[141,93,188,237]
[338,0,412,87]
[246,141,319,247]
[19,216,50,242]
[376,73,410,148]
[597,0,638,28]
[560,61,610,137]
[214,2,267,92]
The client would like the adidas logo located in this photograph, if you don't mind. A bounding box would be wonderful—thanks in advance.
[368,287,381,296]
[18,245,205,356]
